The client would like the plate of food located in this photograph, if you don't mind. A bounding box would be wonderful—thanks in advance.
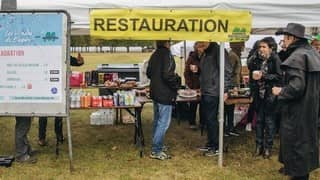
[228,87,250,98]
[178,89,197,98]
[104,80,118,88]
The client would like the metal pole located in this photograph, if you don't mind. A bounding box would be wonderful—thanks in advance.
[65,11,74,171]
[183,40,187,62]
[1,0,17,10]
[218,42,225,167]
[66,116,74,171]
[180,46,184,82]
[183,41,187,85]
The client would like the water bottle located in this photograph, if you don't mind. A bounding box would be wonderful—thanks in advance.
[76,90,81,108]
[113,92,118,106]
[70,90,76,108]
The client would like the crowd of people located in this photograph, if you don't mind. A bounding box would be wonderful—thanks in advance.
[147,22,320,179]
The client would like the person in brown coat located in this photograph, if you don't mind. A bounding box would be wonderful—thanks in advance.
[224,42,244,137]
[184,42,204,129]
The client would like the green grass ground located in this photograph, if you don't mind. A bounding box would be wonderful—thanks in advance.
[0,53,319,180]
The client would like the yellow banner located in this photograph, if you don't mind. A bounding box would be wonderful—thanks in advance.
[90,9,252,42]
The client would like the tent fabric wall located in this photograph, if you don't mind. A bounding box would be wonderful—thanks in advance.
[6,0,320,35]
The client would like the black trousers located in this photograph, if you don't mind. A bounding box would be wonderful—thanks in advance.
[256,108,276,149]
[247,91,259,123]
[224,104,235,133]
[15,117,32,158]
[201,95,219,149]
[39,117,63,141]
[291,174,309,180]
[188,102,198,125]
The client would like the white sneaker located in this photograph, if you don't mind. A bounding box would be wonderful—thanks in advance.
[246,123,252,131]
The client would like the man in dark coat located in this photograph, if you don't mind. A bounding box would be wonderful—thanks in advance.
[273,23,320,180]
[198,42,233,156]
[147,40,181,160]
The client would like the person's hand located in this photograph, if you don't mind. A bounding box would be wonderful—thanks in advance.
[224,93,228,101]
[190,64,198,73]
[252,70,262,80]
[272,87,282,96]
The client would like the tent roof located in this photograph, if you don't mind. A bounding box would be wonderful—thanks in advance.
[4,0,320,34]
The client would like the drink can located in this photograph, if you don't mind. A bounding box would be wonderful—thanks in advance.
[98,73,105,85]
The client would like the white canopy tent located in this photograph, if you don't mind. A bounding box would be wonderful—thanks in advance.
[7,0,320,35]
[3,0,320,168]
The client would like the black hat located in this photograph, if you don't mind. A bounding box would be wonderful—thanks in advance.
[275,23,310,39]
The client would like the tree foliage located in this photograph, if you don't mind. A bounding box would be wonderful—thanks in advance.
[71,36,153,47]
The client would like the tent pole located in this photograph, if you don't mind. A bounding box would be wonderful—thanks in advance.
[179,40,187,84]
[218,42,225,168]
[179,46,184,84]
[183,40,187,62]
[183,40,187,85]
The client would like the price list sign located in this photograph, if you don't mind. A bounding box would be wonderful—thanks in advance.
[0,11,69,116]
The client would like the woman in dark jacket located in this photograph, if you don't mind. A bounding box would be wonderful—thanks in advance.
[246,40,263,131]
[184,42,203,129]
[252,37,282,159]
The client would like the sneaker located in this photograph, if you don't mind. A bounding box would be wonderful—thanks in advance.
[229,130,240,137]
[189,125,197,130]
[38,139,48,146]
[278,167,287,175]
[57,136,65,144]
[16,155,37,164]
[204,149,219,157]
[28,150,39,157]
[224,133,230,137]
[246,123,252,131]
[162,145,169,152]
[198,146,212,152]
[150,151,171,160]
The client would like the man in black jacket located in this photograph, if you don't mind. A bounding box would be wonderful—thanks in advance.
[147,40,181,160]
[273,23,320,180]
[197,42,233,156]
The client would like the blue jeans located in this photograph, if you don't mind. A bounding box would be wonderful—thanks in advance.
[152,101,172,154]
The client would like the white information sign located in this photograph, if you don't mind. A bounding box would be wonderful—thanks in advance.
[0,11,69,116]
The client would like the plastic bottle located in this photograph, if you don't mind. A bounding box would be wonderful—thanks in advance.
[70,90,75,108]
[98,96,103,107]
[76,90,81,108]
[119,91,124,106]
[113,92,118,106]
[80,94,85,108]
[87,93,92,107]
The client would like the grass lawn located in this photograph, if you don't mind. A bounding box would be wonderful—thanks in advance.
[0,53,319,179]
